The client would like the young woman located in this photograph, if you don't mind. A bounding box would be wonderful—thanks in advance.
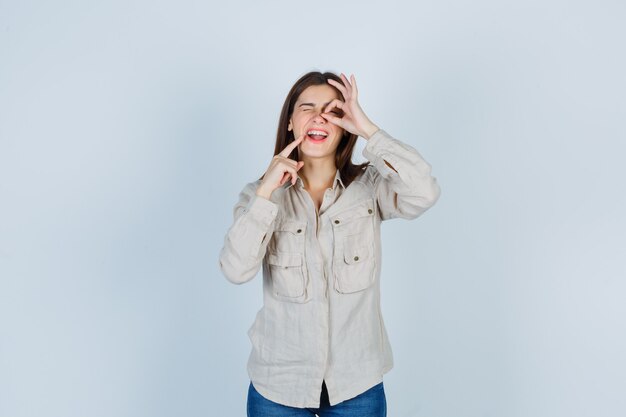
[218,71,441,416]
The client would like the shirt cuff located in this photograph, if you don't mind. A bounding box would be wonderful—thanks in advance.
[362,129,401,179]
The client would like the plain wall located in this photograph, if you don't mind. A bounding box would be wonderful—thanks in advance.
[1,1,625,416]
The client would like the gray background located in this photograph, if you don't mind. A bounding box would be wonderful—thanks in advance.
[1,1,625,416]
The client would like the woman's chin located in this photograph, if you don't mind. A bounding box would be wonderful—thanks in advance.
[301,137,337,152]
[299,147,334,159]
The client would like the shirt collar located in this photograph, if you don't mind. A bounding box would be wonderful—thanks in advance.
[289,168,345,190]
[334,168,346,189]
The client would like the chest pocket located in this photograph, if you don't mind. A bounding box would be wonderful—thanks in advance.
[330,199,375,236]
[271,218,307,253]
[267,218,310,303]
[330,198,377,293]
[267,251,310,302]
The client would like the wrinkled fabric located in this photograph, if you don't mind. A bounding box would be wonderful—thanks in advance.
[218,128,441,408]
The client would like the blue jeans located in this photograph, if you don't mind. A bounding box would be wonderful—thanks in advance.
[247,380,387,417]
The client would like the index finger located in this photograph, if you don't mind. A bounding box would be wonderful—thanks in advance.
[278,132,305,158]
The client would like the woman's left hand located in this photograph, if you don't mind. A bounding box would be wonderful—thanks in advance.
[321,73,380,140]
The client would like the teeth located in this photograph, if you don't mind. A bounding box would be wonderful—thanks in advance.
[307,130,328,136]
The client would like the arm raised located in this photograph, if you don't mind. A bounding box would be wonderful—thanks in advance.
[363,129,441,221]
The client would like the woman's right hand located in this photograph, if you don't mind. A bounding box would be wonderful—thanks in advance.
[256,133,306,199]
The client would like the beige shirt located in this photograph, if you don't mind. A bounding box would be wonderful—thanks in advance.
[218,128,441,408]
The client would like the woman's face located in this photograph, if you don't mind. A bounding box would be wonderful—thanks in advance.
[288,84,345,160]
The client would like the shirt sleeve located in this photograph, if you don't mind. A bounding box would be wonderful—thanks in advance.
[218,181,279,284]
[362,128,441,221]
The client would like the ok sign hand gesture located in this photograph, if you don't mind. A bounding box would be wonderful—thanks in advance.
[321,73,380,140]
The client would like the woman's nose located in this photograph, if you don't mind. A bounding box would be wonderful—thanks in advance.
[312,110,326,122]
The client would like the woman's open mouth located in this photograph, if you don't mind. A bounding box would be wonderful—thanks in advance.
[306,129,329,143]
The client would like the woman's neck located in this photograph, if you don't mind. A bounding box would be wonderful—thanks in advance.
[298,156,336,191]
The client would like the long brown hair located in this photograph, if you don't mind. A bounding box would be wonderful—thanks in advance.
[258,71,369,187]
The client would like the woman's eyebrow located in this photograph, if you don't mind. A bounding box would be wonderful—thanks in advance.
[298,101,333,108]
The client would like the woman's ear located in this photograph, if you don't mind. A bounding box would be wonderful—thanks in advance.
[288,119,293,131]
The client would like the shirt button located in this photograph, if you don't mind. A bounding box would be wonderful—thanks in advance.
[368,209,372,214]
[334,219,340,224]
[297,229,302,233]
[354,255,359,261]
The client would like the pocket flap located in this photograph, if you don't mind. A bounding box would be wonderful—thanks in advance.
[275,219,307,235]
[331,199,375,226]
[343,245,371,265]
[268,251,302,267]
